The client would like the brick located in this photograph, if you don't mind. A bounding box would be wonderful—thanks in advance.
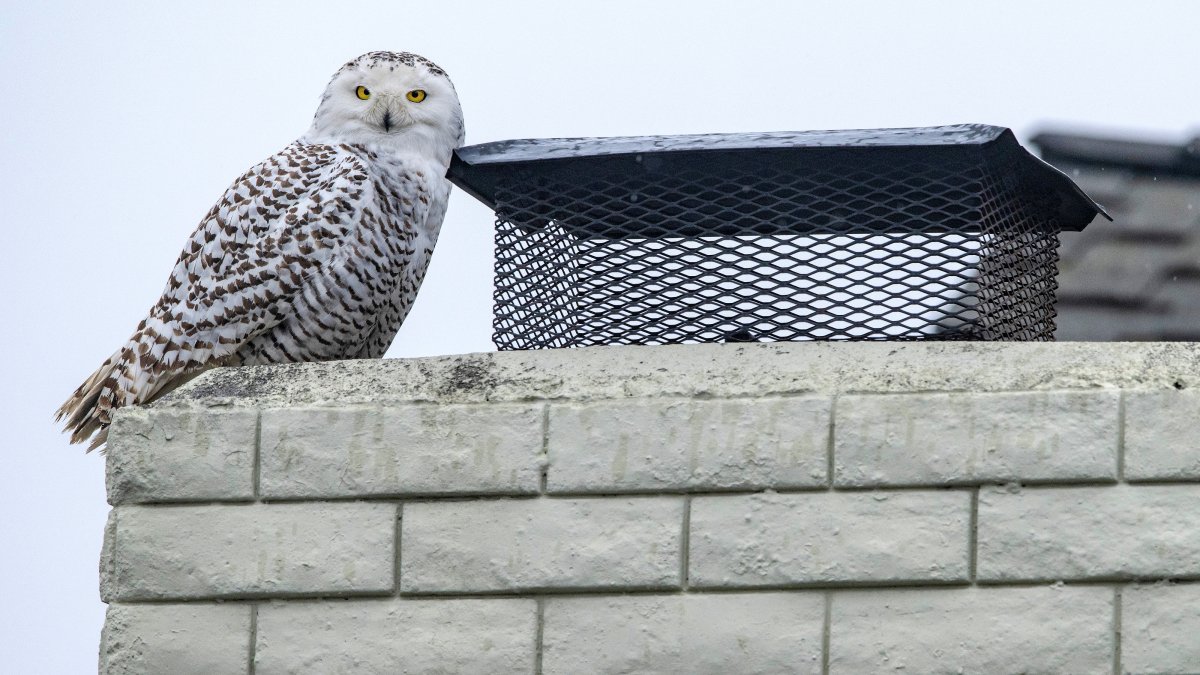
[1122,583,1200,674]
[829,586,1113,673]
[100,509,117,599]
[105,503,395,601]
[255,598,536,674]
[400,497,682,592]
[542,593,824,674]
[100,603,251,675]
[1070,168,1133,209]
[977,484,1200,581]
[1122,176,1200,234]
[106,407,257,504]
[1056,241,1173,304]
[689,491,969,587]
[834,391,1118,487]
[259,403,543,498]
[1124,390,1200,480]
[547,397,829,492]
[1054,305,1165,342]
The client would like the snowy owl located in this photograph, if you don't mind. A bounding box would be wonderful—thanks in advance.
[57,51,465,449]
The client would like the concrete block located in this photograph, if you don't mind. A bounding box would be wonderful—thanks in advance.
[106,503,396,600]
[255,598,536,674]
[689,490,969,587]
[100,509,117,601]
[400,497,682,592]
[259,403,544,498]
[1056,241,1173,304]
[1122,176,1200,234]
[100,603,251,675]
[106,407,257,504]
[166,343,1200,409]
[977,484,1200,581]
[547,397,829,492]
[542,593,824,675]
[835,391,1118,486]
[829,586,1113,673]
[1121,583,1200,674]
[1124,390,1200,480]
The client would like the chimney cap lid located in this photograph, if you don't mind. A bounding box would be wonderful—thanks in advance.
[450,123,1108,231]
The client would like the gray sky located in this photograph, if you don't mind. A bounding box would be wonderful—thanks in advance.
[2,0,1197,670]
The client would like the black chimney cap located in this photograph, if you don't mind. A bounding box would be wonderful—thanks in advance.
[449,124,1108,231]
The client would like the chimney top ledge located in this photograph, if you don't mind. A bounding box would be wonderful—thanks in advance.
[157,342,1200,410]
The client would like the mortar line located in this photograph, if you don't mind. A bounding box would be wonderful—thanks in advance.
[826,395,837,490]
[118,579,1153,605]
[1112,586,1123,675]
[108,509,120,600]
[394,579,968,600]
[394,503,404,595]
[127,476,1162,507]
[534,597,546,675]
[252,410,263,501]
[1117,390,1126,482]
[247,603,258,675]
[680,496,692,591]
[968,487,979,582]
[821,591,832,675]
[539,404,550,494]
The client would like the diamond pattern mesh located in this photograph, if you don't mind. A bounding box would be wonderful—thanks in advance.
[491,150,1062,349]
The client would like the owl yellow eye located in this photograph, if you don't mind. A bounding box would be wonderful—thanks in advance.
[355,86,371,100]
[406,89,427,103]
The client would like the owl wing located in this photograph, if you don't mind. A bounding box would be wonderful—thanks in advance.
[159,143,374,361]
[58,141,375,447]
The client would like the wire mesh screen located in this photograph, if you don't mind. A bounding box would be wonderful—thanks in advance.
[491,149,1063,349]
[449,126,1103,350]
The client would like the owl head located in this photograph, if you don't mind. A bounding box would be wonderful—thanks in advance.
[307,51,465,162]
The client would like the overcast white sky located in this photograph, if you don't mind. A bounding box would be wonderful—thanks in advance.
[2,0,1197,670]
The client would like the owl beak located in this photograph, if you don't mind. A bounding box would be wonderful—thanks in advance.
[376,98,411,134]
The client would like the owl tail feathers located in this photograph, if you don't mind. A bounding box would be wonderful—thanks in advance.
[55,348,124,451]
[57,335,227,451]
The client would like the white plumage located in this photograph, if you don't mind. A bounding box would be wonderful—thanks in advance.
[58,51,465,449]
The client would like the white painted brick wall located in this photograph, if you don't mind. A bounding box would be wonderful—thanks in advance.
[106,408,258,503]
[101,604,252,675]
[255,598,537,673]
[259,403,545,498]
[977,484,1200,582]
[834,390,1119,486]
[689,491,969,586]
[400,497,683,593]
[1124,389,1200,480]
[547,396,830,492]
[542,594,825,674]
[97,343,1200,674]
[828,586,1114,673]
[1121,583,1200,673]
[102,503,396,601]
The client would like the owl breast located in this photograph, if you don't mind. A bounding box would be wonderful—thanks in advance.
[233,146,449,365]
